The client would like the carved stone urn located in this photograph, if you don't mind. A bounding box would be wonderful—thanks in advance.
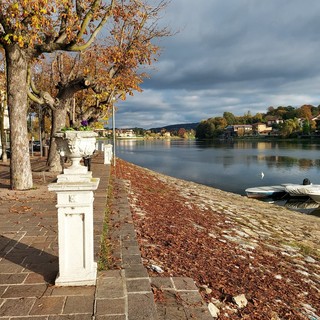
[54,130,98,174]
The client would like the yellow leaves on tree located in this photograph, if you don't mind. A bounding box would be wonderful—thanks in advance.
[3,1,54,46]
[0,0,109,49]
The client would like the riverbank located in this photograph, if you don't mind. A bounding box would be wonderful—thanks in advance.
[111,158,320,320]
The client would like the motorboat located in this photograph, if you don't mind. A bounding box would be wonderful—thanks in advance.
[284,184,315,197]
[283,178,317,197]
[245,185,287,199]
[303,185,320,203]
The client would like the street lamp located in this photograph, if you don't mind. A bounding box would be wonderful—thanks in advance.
[0,90,5,161]
[112,97,116,167]
[39,106,43,157]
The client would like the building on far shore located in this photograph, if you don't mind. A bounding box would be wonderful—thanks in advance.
[252,123,272,136]
[117,129,136,138]
[265,116,284,127]
[225,123,274,137]
[225,124,253,137]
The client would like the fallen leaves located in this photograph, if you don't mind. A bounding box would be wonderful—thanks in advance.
[9,205,32,213]
[112,158,320,320]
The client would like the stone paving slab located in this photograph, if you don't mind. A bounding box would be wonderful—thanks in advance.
[0,154,108,319]
[150,277,213,320]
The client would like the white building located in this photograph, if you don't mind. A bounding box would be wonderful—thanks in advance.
[117,129,136,138]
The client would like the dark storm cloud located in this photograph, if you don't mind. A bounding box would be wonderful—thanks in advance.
[115,0,320,128]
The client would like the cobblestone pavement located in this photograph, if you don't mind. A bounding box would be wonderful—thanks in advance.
[0,154,108,319]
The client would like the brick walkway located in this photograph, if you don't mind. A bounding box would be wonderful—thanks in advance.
[0,152,212,319]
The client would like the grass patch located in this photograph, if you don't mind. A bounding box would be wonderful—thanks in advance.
[282,240,319,258]
[98,179,114,271]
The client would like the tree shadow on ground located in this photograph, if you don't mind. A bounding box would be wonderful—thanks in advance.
[0,234,58,285]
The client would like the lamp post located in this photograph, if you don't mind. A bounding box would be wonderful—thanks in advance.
[112,98,116,167]
[39,106,43,157]
[0,90,7,162]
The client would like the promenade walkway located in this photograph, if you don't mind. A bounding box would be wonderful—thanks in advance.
[0,153,212,319]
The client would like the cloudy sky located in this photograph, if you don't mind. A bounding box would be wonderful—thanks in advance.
[115,0,320,129]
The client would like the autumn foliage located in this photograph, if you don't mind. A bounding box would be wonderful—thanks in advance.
[0,0,169,189]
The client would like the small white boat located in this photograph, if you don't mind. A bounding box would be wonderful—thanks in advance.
[304,186,320,203]
[245,185,287,199]
[284,184,316,197]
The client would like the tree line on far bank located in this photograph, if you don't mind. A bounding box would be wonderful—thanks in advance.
[129,104,320,140]
[195,104,320,139]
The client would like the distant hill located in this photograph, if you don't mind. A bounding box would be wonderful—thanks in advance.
[149,122,199,133]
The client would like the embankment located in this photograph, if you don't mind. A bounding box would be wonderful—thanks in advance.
[111,158,320,320]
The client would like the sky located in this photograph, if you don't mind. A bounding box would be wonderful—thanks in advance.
[115,0,320,129]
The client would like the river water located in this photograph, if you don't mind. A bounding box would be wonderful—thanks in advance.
[102,138,320,216]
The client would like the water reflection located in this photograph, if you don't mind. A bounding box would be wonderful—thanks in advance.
[307,207,320,217]
[245,155,318,170]
[284,199,320,217]
[284,198,319,210]
[262,198,320,217]
[113,139,320,186]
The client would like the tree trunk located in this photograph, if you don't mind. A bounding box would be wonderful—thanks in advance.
[47,105,67,172]
[40,111,47,156]
[6,45,33,190]
[0,100,7,162]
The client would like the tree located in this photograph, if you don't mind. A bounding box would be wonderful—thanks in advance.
[251,112,264,124]
[302,120,311,135]
[0,0,168,189]
[297,104,313,120]
[267,106,275,114]
[177,128,187,138]
[223,112,236,125]
[0,0,114,189]
[133,127,144,136]
[29,2,168,172]
[280,118,300,137]
[195,120,216,139]
[211,117,227,130]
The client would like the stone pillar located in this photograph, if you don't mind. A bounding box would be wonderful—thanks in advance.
[104,144,113,164]
[49,176,99,286]
[48,130,100,286]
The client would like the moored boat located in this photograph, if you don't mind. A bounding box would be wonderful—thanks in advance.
[283,178,314,197]
[303,186,320,203]
[284,184,314,197]
[245,185,287,199]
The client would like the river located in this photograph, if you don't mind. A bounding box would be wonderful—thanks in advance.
[100,138,320,216]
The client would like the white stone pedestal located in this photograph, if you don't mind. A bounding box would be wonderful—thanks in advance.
[104,144,113,164]
[49,174,100,286]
